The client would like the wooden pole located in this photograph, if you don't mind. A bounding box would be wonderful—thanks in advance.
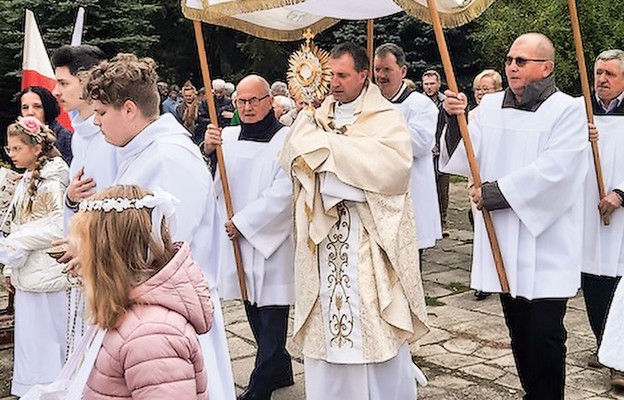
[567,0,609,225]
[367,19,374,75]
[192,20,248,301]
[425,0,509,293]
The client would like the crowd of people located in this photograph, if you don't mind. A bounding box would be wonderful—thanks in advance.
[0,32,621,400]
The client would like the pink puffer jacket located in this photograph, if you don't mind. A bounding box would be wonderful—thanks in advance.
[84,242,214,400]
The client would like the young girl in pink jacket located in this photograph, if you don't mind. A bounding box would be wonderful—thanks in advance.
[67,184,214,399]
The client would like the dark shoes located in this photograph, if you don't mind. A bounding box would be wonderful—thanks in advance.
[237,378,294,400]
[237,389,272,400]
[474,291,491,301]
[611,369,624,389]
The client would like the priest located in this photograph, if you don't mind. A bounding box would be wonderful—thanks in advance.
[83,53,236,400]
[280,42,428,400]
[441,33,589,399]
[204,74,295,400]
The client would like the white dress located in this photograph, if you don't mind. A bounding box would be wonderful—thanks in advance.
[599,279,624,370]
[0,158,69,396]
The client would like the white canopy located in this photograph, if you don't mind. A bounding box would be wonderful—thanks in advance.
[182,0,494,40]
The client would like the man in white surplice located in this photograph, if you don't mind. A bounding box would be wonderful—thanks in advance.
[582,49,624,389]
[441,33,589,400]
[373,43,442,260]
[204,75,294,400]
[83,53,236,400]
[280,42,428,400]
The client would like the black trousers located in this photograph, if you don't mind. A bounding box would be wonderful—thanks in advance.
[582,272,621,346]
[244,301,293,393]
[500,294,568,400]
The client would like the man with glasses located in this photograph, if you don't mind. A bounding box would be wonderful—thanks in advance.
[204,75,294,400]
[582,49,624,389]
[441,33,589,399]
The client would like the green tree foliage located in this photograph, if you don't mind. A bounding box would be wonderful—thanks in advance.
[314,14,483,94]
[472,0,624,95]
[0,0,160,133]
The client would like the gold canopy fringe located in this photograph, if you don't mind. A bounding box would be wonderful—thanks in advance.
[394,0,495,28]
[182,0,494,40]
[200,0,305,18]
[182,1,339,41]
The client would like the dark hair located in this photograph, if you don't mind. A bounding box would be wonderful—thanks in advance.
[51,45,106,75]
[375,43,407,68]
[18,86,60,124]
[330,42,370,72]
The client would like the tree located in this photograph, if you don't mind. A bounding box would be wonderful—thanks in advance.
[315,13,483,94]
[471,0,624,95]
[0,0,160,140]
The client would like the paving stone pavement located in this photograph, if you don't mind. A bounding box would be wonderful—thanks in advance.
[224,182,624,400]
[0,182,623,400]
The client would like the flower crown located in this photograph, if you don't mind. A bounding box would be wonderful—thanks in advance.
[79,187,179,243]
[15,116,50,144]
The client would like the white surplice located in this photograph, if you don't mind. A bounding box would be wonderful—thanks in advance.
[113,113,236,400]
[394,89,442,249]
[65,114,119,353]
[64,113,119,229]
[582,115,624,277]
[440,92,589,300]
[215,125,294,307]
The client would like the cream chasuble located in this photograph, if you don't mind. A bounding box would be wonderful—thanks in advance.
[280,83,428,365]
[440,92,589,300]
[582,115,624,277]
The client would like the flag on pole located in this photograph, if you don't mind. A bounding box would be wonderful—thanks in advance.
[21,9,72,130]
[71,7,85,46]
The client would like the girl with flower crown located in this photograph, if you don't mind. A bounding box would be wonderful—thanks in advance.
[67,184,213,399]
[0,116,69,396]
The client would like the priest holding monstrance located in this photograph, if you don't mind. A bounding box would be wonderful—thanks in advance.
[280,41,429,399]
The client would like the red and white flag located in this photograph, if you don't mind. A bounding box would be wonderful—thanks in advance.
[21,9,72,130]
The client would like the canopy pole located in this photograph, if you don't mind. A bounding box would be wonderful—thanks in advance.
[567,0,609,225]
[425,0,509,293]
[192,20,248,301]
[367,19,374,75]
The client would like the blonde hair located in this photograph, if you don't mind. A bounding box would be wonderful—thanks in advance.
[71,185,174,329]
[472,69,503,90]
[6,121,59,214]
[84,53,160,119]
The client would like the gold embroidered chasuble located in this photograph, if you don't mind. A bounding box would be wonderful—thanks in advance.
[280,83,429,363]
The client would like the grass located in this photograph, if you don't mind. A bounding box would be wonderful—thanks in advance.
[449,174,468,183]
[447,281,471,293]
[425,296,445,307]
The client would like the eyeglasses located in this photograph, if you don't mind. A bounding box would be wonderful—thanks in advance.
[473,86,495,93]
[236,94,269,108]
[505,56,549,67]
[3,145,25,156]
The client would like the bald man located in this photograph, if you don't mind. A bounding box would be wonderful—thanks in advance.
[204,75,294,400]
[441,33,589,399]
